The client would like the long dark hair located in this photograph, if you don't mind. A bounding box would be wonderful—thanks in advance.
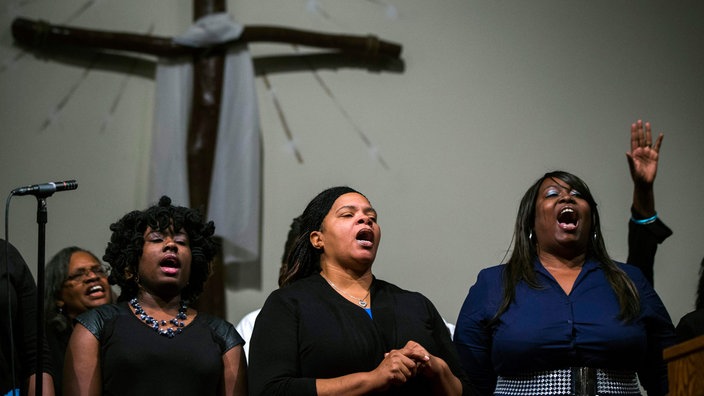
[494,171,640,323]
[44,247,101,331]
[104,196,218,302]
[278,216,303,287]
[278,186,360,287]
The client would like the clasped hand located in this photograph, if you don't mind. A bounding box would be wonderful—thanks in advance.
[374,340,441,387]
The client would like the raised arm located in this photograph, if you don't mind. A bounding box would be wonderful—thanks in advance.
[626,119,663,217]
[625,119,672,285]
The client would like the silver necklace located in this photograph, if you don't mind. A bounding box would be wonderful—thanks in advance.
[320,273,370,308]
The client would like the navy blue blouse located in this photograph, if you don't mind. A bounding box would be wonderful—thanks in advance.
[453,259,676,396]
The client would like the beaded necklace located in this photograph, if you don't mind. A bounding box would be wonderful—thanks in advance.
[130,297,188,338]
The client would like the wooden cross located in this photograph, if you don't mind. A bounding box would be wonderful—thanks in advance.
[11,1,402,318]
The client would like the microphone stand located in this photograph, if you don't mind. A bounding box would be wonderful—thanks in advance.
[34,196,49,395]
[8,181,76,395]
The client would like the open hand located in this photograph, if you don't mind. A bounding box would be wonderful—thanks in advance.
[627,119,664,187]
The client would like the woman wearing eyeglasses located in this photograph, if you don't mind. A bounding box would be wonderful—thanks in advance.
[44,247,113,395]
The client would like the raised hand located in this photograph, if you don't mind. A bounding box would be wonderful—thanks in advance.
[627,119,664,187]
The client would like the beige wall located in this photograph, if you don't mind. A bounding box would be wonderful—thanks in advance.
[1,0,703,327]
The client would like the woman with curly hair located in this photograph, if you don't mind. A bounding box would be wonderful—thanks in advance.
[64,196,247,396]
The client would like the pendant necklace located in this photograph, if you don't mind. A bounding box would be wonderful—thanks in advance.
[320,273,370,308]
[130,297,188,338]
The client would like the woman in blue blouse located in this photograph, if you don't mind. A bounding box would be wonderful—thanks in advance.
[453,171,676,396]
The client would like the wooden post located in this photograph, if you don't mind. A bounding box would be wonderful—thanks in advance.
[186,0,227,318]
[663,334,704,395]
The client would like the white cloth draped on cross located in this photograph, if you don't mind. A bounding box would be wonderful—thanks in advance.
[148,13,261,266]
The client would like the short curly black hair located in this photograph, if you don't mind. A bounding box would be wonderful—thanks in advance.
[104,196,218,302]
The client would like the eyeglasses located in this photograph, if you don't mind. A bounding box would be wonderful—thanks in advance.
[65,265,109,282]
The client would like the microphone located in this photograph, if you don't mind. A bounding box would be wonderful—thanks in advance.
[11,180,78,197]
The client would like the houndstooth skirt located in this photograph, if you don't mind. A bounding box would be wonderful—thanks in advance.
[494,367,641,396]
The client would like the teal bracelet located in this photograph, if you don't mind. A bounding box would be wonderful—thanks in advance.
[631,213,658,225]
